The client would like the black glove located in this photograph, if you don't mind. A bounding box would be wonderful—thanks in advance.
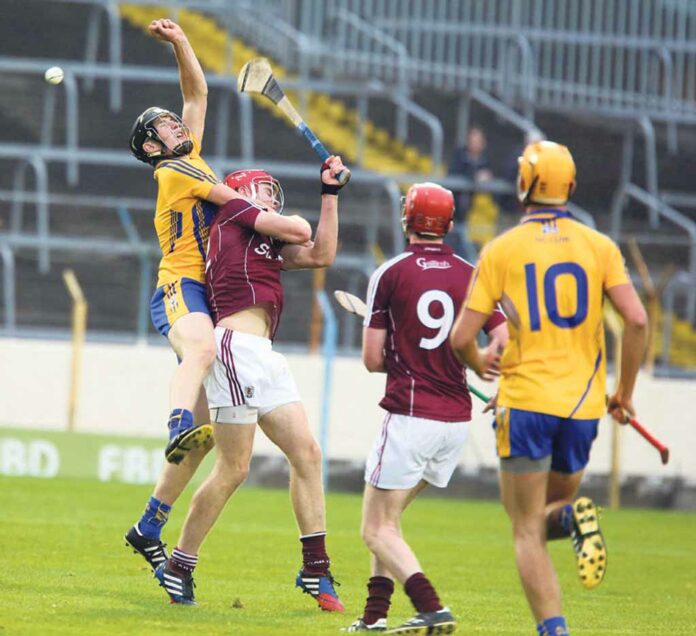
[320,160,345,196]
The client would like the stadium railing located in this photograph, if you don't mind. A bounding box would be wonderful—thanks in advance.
[661,270,696,368]
[213,1,680,269]
[610,183,696,324]
[0,59,540,342]
[283,0,696,125]
[8,5,692,350]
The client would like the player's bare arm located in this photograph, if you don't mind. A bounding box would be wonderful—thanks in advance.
[449,307,501,381]
[149,19,208,141]
[280,156,347,270]
[362,327,387,373]
[605,282,648,421]
[479,322,507,412]
[487,321,509,351]
[253,211,313,245]
[206,183,253,206]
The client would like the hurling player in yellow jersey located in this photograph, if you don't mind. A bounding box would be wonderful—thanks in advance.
[124,18,249,571]
[450,141,647,636]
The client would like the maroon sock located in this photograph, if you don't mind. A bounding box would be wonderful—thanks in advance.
[362,576,395,625]
[404,572,443,614]
[170,547,198,574]
[300,532,330,575]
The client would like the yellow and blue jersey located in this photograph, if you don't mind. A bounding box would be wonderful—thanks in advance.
[153,136,220,287]
[466,210,630,419]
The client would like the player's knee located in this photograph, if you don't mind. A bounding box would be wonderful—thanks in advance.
[185,341,216,371]
[361,523,379,550]
[199,342,217,369]
[361,522,395,551]
[512,522,545,546]
[291,438,322,470]
[217,462,249,493]
[304,439,322,466]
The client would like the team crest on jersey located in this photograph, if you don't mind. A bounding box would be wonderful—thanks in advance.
[541,219,558,234]
[164,283,179,312]
[245,386,255,399]
[416,257,452,271]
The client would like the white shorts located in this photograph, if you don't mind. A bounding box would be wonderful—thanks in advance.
[364,413,469,489]
[204,328,301,424]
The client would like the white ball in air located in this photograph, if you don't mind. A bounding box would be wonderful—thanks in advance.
[44,66,64,85]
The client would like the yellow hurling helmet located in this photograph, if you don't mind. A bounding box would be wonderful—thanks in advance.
[517,141,576,206]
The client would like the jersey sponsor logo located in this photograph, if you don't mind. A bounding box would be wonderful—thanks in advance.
[254,241,282,261]
[415,257,452,271]
[164,283,179,312]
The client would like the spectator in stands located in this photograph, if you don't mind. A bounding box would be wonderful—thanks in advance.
[447,126,497,256]
[123,18,250,576]
[448,125,492,212]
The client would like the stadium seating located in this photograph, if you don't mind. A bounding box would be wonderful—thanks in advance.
[0,0,694,369]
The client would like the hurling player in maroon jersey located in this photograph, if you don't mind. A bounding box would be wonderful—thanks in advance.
[153,156,350,610]
[343,183,508,633]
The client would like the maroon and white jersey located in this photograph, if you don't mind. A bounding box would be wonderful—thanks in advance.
[206,199,285,338]
[364,243,505,422]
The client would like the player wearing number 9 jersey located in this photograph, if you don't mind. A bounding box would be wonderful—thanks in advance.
[450,141,647,636]
[364,220,505,423]
[343,183,507,634]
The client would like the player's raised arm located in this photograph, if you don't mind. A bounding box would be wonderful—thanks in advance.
[205,182,254,206]
[255,212,313,245]
[280,156,348,270]
[149,19,208,141]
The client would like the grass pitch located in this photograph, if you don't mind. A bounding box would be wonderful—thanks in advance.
[1,476,695,635]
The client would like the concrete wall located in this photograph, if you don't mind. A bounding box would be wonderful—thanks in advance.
[0,337,692,482]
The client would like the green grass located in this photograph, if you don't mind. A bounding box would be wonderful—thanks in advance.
[1,477,695,635]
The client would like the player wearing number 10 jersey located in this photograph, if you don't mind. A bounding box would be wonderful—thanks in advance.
[450,141,647,636]
[342,183,507,634]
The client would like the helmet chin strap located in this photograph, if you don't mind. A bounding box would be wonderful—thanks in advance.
[171,139,193,157]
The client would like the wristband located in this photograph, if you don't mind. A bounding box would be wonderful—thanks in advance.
[320,160,343,196]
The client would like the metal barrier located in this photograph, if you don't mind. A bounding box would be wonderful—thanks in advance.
[17,1,696,340]
[61,0,696,143]
[315,289,336,491]
[611,183,696,323]
[83,1,122,111]
[661,270,696,365]
[287,0,696,126]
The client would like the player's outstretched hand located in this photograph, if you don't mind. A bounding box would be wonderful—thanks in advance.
[321,156,350,191]
[607,391,635,424]
[148,19,186,44]
[475,343,501,382]
[482,392,498,414]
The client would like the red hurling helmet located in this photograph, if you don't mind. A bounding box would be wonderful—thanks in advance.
[401,182,455,237]
[224,169,284,213]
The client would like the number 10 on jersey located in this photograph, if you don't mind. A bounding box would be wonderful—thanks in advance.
[524,262,588,331]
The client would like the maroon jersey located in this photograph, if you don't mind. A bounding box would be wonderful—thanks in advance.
[206,199,285,338]
[364,243,505,422]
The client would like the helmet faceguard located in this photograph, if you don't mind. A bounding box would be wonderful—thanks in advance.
[224,169,284,213]
[401,182,455,238]
[517,141,576,206]
[129,107,193,165]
